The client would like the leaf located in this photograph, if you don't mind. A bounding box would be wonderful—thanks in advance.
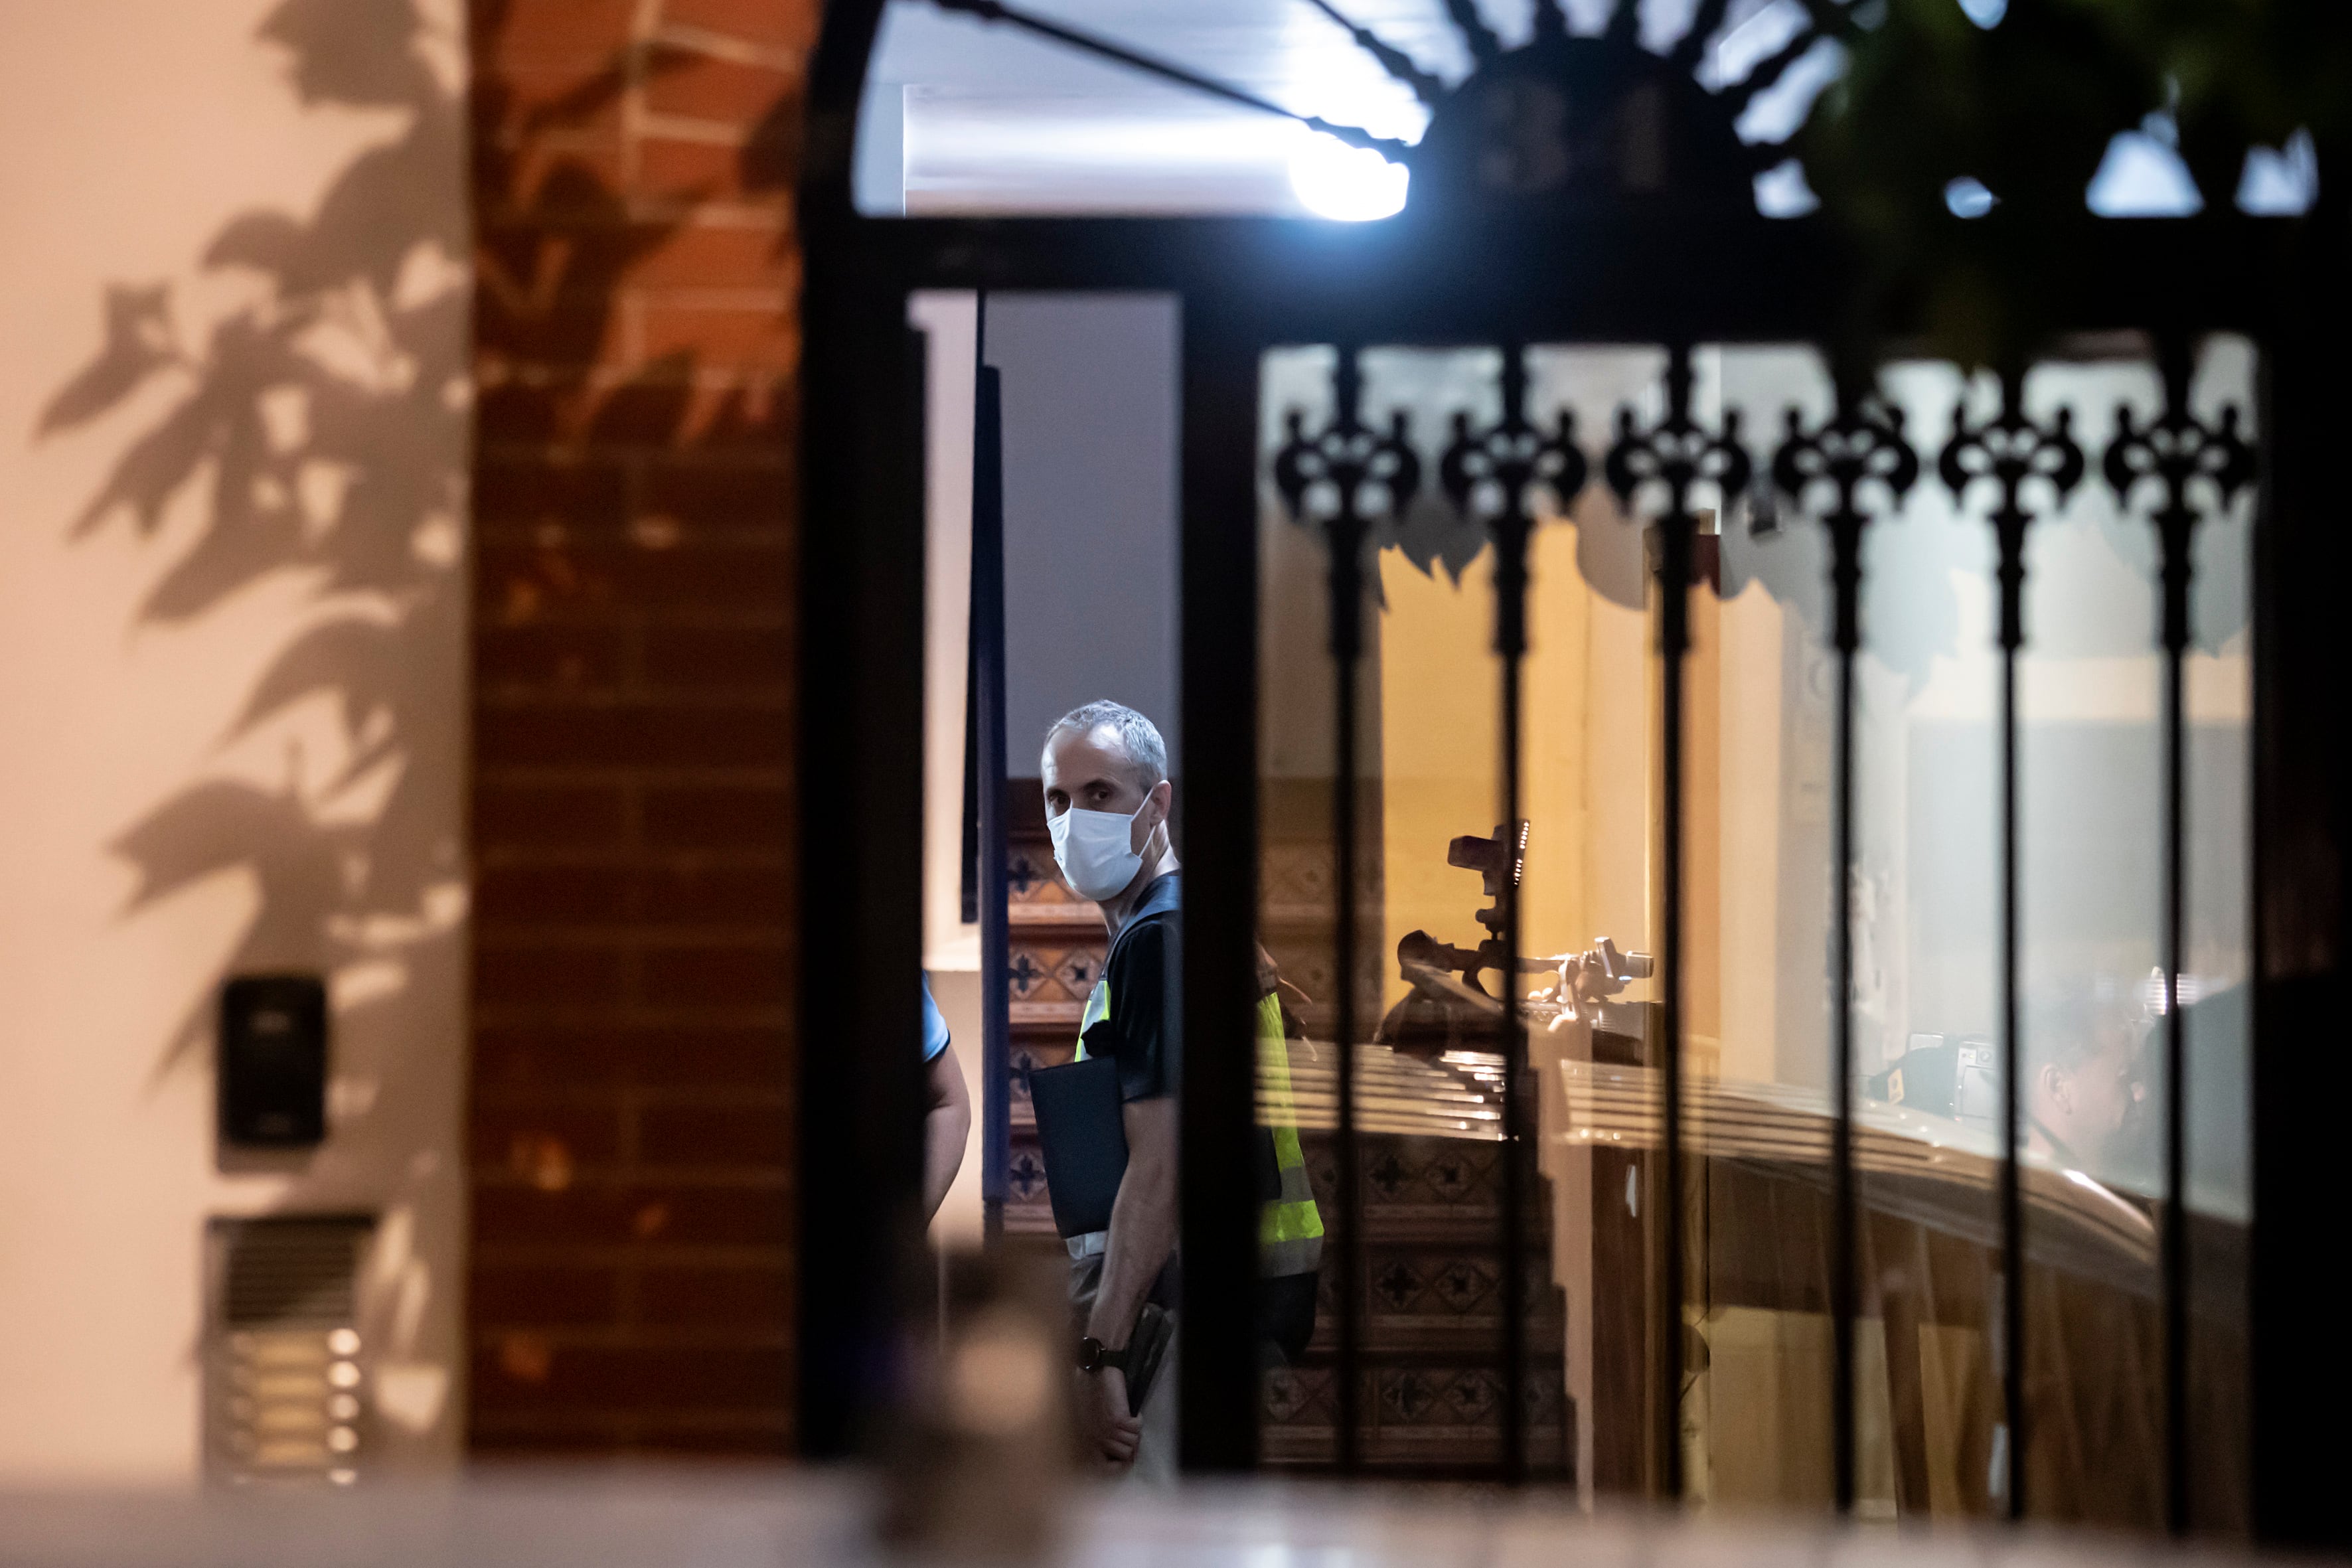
[112,779,337,913]
[70,390,218,537]
[260,0,432,109]
[232,617,406,740]
[204,211,306,277]
[37,284,175,436]
[137,496,305,622]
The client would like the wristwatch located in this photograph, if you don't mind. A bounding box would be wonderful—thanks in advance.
[1075,1336,1132,1374]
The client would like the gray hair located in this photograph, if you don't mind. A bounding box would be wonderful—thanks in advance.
[2027,977,2152,1074]
[1044,700,1167,793]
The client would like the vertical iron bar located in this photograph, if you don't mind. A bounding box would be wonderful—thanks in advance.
[1940,360,2080,1522]
[1494,345,1531,1487]
[1500,634,1529,1485]
[2156,337,2197,1539]
[1993,374,2029,1520]
[1999,616,2025,1520]
[1178,301,1265,1473]
[1657,541,1687,1503]
[973,295,1011,1247]
[2162,540,2189,1535]
[1654,346,1693,1505]
[1330,347,1368,1475]
[2247,214,2352,1547]
[1779,369,1916,1517]
[794,289,929,1456]
[1829,505,1861,1517]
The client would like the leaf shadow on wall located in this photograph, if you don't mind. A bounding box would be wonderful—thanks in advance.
[34,0,477,1457]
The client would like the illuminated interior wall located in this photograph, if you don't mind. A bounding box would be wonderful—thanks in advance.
[0,0,467,1481]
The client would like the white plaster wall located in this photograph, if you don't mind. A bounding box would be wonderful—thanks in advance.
[0,0,468,1482]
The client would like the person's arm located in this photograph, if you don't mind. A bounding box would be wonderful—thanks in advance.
[921,1042,971,1223]
[1077,1093,1177,1466]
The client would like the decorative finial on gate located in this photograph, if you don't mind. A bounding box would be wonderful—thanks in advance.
[1299,0,1446,106]
[1443,0,1503,66]
[1668,0,1737,71]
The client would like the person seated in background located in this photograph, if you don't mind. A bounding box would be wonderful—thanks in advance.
[922,975,971,1223]
[2024,983,2152,1184]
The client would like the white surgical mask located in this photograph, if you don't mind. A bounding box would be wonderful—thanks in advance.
[1049,802,1151,902]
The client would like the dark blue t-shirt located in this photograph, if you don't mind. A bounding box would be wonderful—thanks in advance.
[921,973,949,1063]
[1079,872,1180,1103]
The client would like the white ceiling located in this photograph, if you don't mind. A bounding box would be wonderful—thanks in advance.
[852,0,2276,221]
[854,0,1816,216]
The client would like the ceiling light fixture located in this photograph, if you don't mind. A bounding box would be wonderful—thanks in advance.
[1291,129,1409,220]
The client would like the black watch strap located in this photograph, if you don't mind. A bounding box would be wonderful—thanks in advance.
[1076,1335,1131,1374]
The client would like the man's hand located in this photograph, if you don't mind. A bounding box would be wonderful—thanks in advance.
[1077,1368,1140,1470]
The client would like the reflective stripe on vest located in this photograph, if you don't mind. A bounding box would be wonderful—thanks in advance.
[1073,982,1324,1278]
[1253,992,1326,1277]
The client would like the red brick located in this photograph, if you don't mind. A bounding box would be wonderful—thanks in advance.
[475,1024,632,1089]
[474,781,628,850]
[635,137,756,202]
[507,144,635,220]
[637,1263,791,1328]
[473,942,629,1007]
[482,0,635,68]
[580,376,706,447]
[641,783,788,849]
[475,862,634,926]
[639,303,796,374]
[637,1102,789,1168]
[465,1409,793,1455]
[659,0,815,51]
[595,378,792,452]
[636,863,789,927]
[619,1026,790,1086]
[476,702,789,769]
[639,944,788,1008]
[467,1414,632,1452]
[482,298,626,375]
[471,0,807,1460]
[479,1023,788,1089]
[639,457,789,528]
[477,378,580,445]
[471,1262,624,1328]
[640,625,789,692]
[475,540,618,622]
[478,625,629,693]
[475,455,629,531]
[617,540,791,613]
[475,61,627,131]
[693,378,795,448]
[473,1343,789,1412]
[617,543,793,615]
[624,1422,791,1456]
[471,1097,627,1174]
[643,49,796,125]
[472,1182,789,1249]
[631,222,793,289]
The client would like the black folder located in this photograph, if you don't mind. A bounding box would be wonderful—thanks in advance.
[1028,1054,1128,1237]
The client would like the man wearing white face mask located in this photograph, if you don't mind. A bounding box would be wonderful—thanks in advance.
[1041,700,1182,1477]
[1039,700,1324,1480]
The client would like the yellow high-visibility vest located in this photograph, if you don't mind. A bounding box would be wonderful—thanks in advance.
[1074,984,1324,1278]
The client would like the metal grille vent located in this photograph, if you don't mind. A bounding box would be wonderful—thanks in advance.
[205,1215,374,1485]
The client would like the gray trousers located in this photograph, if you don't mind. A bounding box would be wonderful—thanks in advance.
[1067,1235,1179,1486]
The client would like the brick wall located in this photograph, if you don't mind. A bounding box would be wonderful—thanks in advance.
[466,0,813,1456]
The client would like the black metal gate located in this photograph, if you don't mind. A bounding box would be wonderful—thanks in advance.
[796,0,2348,1539]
